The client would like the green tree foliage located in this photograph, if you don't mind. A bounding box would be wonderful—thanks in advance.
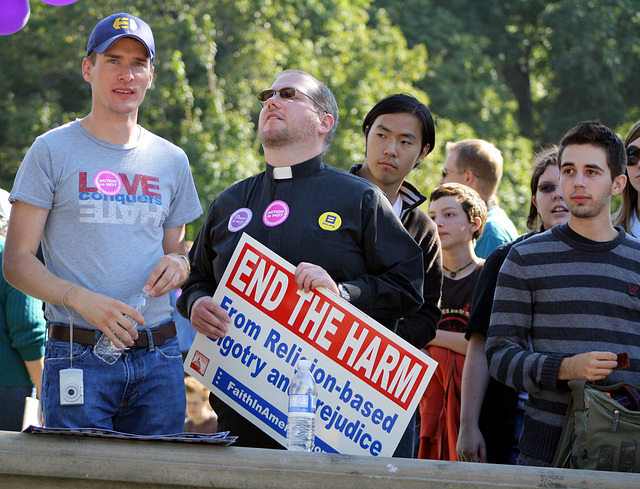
[376,0,640,144]
[1,0,457,237]
[374,0,640,230]
[4,1,636,237]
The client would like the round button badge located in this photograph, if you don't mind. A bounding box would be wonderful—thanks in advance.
[94,169,122,196]
[228,208,253,232]
[318,212,342,231]
[263,200,290,227]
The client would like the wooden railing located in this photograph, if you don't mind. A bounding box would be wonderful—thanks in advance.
[1,430,640,489]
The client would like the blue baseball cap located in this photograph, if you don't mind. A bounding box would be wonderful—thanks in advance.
[86,13,155,61]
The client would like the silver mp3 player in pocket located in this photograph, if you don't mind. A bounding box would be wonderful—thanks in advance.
[60,368,84,406]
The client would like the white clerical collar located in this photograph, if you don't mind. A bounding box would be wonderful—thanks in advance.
[273,167,293,180]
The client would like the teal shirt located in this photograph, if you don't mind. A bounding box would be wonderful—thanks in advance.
[0,237,47,387]
[475,206,518,259]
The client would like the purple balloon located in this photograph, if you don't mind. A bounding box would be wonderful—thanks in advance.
[0,0,30,36]
[39,0,79,4]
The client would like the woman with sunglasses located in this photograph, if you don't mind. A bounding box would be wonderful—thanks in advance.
[456,147,569,464]
[613,122,640,235]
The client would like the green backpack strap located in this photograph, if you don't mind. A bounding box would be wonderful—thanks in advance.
[569,380,587,410]
[552,380,587,468]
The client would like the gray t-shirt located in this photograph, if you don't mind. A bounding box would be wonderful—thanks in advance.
[10,120,202,329]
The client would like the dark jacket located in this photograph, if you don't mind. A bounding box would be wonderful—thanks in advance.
[350,164,442,348]
[178,156,426,448]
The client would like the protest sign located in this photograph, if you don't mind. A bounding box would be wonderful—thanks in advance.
[184,233,437,456]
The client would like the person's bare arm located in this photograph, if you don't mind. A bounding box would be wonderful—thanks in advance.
[427,329,468,356]
[3,201,140,348]
[457,332,489,462]
[4,201,60,303]
[24,358,44,399]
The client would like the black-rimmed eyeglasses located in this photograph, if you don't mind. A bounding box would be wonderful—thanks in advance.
[258,87,329,114]
[627,146,640,167]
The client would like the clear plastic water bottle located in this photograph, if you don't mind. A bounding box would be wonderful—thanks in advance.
[93,288,151,364]
[286,359,318,451]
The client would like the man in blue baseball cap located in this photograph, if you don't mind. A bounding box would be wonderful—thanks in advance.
[86,12,155,61]
[4,12,202,435]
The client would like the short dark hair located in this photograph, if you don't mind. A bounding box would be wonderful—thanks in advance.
[558,120,626,179]
[362,94,435,161]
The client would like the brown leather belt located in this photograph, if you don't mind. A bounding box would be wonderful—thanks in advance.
[48,322,176,348]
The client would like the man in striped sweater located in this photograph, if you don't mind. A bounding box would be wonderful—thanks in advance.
[486,120,640,466]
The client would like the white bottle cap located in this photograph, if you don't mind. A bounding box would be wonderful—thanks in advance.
[297,359,311,370]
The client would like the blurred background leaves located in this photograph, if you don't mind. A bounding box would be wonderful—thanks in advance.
[2,0,638,237]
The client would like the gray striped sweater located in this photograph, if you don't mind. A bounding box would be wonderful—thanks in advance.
[486,223,640,463]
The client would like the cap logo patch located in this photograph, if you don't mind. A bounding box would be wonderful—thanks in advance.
[263,200,289,227]
[318,212,341,231]
[113,17,137,30]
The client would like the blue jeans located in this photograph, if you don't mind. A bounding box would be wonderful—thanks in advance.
[42,324,185,435]
[509,409,525,465]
